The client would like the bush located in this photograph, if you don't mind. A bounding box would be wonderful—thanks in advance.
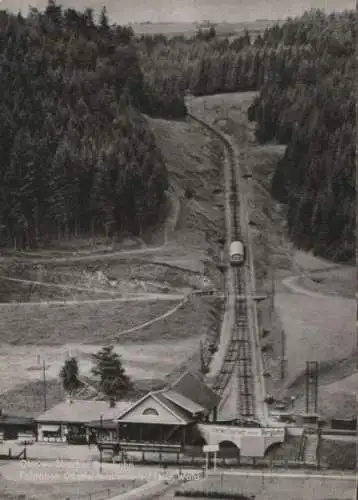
[174,490,254,499]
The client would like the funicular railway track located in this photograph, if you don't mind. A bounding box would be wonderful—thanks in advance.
[188,111,256,419]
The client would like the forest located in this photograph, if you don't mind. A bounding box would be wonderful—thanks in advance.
[0,4,355,261]
[137,10,355,261]
[0,2,186,248]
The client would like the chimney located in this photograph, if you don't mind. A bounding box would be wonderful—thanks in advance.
[109,398,116,408]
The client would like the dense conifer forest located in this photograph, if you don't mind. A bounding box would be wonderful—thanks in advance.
[138,10,355,261]
[0,2,181,248]
[0,4,355,261]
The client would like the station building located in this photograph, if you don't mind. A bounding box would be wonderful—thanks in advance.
[35,371,219,449]
[88,371,220,452]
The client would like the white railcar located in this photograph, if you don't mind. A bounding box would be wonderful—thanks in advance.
[229,240,245,266]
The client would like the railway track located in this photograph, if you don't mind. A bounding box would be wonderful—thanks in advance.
[187,112,257,420]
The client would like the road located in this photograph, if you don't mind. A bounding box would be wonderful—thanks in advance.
[0,294,184,308]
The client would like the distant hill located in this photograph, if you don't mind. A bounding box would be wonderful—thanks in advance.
[0,0,354,24]
[129,20,282,37]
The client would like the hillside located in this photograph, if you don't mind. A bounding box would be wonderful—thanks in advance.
[137,9,355,262]
[0,3,186,251]
[1,4,353,261]
[0,0,354,24]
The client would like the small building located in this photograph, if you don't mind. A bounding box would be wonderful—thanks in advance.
[89,371,221,454]
[36,400,131,443]
[0,412,36,441]
[89,388,207,453]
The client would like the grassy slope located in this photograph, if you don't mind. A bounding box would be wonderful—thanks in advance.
[0,300,177,344]
[0,115,224,415]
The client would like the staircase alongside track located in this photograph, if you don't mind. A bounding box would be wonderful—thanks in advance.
[303,432,319,466]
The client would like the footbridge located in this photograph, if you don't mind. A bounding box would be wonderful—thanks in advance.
[197,424,286,457]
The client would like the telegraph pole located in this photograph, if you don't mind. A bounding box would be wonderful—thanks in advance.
[280,330,286,381]
[43,360,47,411]
[200,340,205,375]
[270,264,275,313]
[355,395,358,499]
[100,415,103,473]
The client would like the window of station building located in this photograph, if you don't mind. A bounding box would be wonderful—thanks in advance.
[142,408,159,416]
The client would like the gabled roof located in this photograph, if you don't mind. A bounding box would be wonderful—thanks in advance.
[168,371,220,411]
[154,392,194,424]
[36,400,131,424]
[161,390,206,415]
[114,391,194,425]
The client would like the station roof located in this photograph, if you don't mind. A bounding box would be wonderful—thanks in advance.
[162,390,206,415]
[167,371,220,411]
[114,390,195,425]
[0,415,35,426]
[36,400,131,424]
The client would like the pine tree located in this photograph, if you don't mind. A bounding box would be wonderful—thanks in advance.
[59,357,81,402]
[91,346,132,403]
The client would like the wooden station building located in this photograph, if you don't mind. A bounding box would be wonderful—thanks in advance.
[88,371,220,453]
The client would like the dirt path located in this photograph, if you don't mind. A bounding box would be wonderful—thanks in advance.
[0,189,181,266]
[282,275,335,298]
[0,294,184,308]
[114,295,188,340]
[275,253,356,405]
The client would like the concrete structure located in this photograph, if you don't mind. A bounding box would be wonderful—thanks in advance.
[197,424,286,457]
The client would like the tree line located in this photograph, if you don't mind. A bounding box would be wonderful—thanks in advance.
[0,2,186,249]
[1,4,355,260]
[138,9,355,261]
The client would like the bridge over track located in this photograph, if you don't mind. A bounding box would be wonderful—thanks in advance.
[197,424,285,457]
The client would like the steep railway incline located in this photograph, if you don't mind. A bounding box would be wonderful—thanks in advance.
[187,112,268,424]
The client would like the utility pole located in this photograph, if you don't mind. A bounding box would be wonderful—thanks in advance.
[43,360,47,411]
[355,395,358,499]
[270,264,275,314]
[100,415,103,474]
[356,317,358,370]
[280,330,286,381]
[200,340,206,375]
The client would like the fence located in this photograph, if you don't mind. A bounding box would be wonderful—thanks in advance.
[68,488,114,500]
[0,447,26,460]
[106,451,309,470]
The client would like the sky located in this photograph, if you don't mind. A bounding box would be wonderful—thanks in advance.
[0,0,355,23]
